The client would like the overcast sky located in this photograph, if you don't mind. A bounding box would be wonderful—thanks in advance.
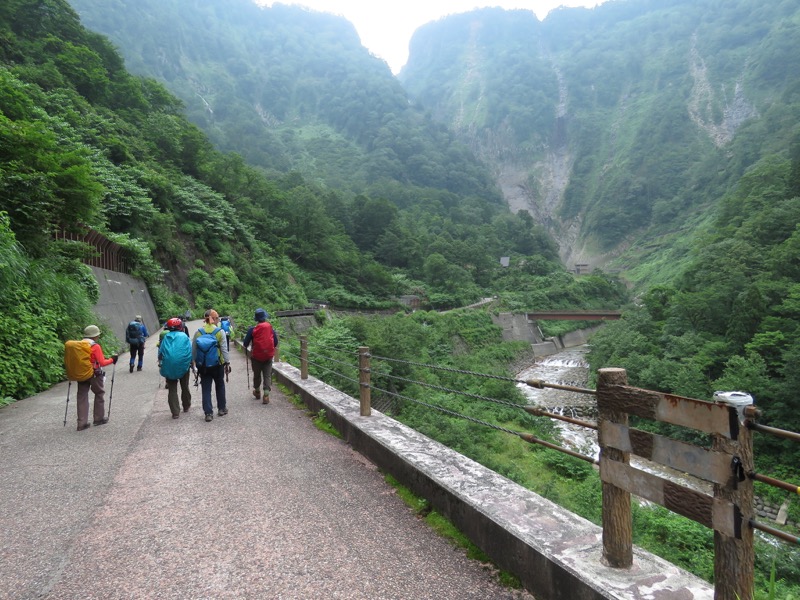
[259,1,609,73]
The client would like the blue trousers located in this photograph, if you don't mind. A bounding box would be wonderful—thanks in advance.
[200,364,226,415]
[129,342,144,369]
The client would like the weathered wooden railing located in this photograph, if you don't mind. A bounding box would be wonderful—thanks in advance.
[595,368,754,600]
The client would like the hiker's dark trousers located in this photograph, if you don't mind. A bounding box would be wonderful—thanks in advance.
[200,364,226,416]
[129,342,144,369]
[166,370,192,416]
[251,357,273,394]
[77,374,105,427]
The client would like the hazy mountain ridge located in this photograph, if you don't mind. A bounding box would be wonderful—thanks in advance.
[400,0,800,278]
[67,0,501,205]
[65,0,800,285]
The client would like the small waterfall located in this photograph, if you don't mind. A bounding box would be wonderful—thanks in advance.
[517,346,600,458]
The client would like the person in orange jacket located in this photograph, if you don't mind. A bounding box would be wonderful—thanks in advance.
[76,325,118,431]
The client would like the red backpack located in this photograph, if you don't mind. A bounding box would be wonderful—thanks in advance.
[251,322,275,361]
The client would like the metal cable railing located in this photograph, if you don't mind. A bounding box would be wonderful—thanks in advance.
[279,336,799,553]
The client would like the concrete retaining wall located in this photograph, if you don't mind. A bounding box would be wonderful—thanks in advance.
[90,267,159,346]
[492,313,543,344]
[272,362,714,600]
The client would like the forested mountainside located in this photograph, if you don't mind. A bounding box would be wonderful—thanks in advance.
[66,0,499,204]
[400,0,800,280]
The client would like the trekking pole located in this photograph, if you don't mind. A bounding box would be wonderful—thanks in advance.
[107,357,118,420]
[244,346,250,391]
[63,381,72,426]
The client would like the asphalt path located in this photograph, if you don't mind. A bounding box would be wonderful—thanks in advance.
[0,321,533,600]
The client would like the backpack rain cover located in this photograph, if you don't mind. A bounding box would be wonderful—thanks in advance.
[64,340,94,382]
[160,331,192,380]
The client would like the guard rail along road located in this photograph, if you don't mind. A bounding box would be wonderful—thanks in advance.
[268,334,799,600]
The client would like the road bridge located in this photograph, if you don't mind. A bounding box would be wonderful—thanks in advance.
[527,310,621,320]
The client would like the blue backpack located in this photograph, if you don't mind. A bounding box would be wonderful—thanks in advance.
[126,321,143,345]
[195,327,222,371]
[160,331,192,380]
[220,318,231,334]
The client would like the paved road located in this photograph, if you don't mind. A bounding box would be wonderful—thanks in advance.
[0,322,532,600]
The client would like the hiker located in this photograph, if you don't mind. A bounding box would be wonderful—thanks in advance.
[220,315,233,351]
[183,308,191,322]
[242,308,278,404]
[192,309,230,422]
[158,318,194,419]
[125,315,149,373]
[64,325,118,431]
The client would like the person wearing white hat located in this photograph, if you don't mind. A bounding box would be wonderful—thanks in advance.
[75,325,118,431]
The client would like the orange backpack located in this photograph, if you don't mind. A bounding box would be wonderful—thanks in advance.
[64,340,94,382]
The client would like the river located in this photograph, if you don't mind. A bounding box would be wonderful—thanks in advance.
[515,347,706,489]
[516,345,600,460]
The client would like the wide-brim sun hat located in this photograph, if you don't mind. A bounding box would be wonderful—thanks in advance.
[83,325,101,338]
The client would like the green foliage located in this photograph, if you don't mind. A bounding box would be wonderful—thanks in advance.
[632,505,715,581]
[0,213,97,399]
[312,408,342,439]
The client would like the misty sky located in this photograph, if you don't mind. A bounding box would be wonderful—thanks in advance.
[258,1,608,73]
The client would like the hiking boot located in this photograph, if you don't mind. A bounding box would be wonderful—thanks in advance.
[77,423,91,431]
[129,364,134,373]
[218,408,228,416]
[136,366,142,372]
[183,405,190,413]
[172,414,179,420]
[252,388,260,399]
[205,414,213,422]
[93,418,109,426]
[262,394,270,405]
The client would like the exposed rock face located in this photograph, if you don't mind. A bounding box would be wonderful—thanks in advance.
[688,34,758,147]
[458,32,760,273]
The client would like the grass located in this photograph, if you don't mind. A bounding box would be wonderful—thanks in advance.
[277,383,343,439]
[383,473,523,590]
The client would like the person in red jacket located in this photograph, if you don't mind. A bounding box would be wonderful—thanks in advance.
[242,308,278,404]
[76,325,117,431]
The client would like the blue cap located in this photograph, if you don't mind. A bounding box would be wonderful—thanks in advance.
[255,308,268,321]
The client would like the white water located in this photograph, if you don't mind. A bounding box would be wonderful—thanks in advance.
[516,347,709,493]
[516,346,600,459]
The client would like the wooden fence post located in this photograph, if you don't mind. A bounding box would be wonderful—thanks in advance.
[713,411,754,600]
[359,346,371,417]
[300,336,308,380]
[596,367,633,568]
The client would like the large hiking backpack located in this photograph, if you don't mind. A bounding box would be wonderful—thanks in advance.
[126,321,143,345]
[251,321,275,361]
[195,327,222,371]
[64,339,95,382]
[160,330,193,380]
[220,318,231,334]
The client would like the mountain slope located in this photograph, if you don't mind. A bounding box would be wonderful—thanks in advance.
[66,0,501,204]
[400,0,800,282]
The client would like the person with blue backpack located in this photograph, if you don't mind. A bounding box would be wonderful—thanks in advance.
[125,315,149,373]
[192,309,230,422]
[219,316,233,351]
[158,317,194,419]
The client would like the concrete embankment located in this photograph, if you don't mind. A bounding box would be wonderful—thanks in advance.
[491,312,603,358]
[90,266,160,344]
